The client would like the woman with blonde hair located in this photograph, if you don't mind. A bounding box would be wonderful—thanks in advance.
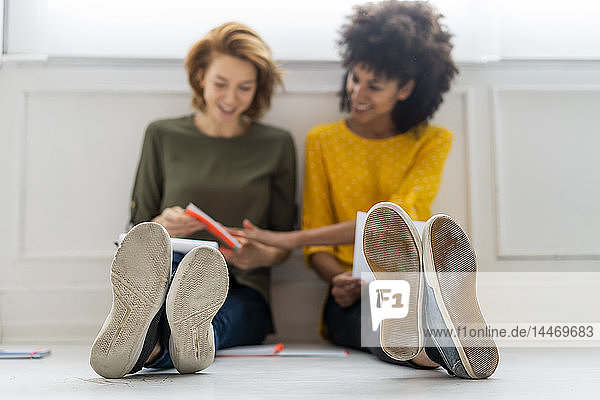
[90,22,296,378]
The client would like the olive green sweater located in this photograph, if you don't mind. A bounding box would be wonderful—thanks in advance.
[130,115,297,302]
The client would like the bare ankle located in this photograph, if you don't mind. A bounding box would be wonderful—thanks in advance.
[145,342,163,365]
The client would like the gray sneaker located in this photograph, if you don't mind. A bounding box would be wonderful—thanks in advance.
[422,214,499,379]
[90,222,171,378]
[165,246,229,374]
[363,202,424,361]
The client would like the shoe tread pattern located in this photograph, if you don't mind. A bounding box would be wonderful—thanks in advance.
[431,216,499,379]
[167,246,228,374]
[363,206,422,361]
[90,223,170,378]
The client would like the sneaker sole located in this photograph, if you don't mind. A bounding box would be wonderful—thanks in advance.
[363,202,423,361]
[90,222,171,378]
[166,246,229,374]
[422,215,499,379]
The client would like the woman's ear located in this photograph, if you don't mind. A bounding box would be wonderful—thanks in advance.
[396,79,416,101]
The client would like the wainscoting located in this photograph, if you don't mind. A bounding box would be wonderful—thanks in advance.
[1,58,599,343]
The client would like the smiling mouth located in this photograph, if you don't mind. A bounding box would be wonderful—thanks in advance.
[218,104,236,114]
[352,103,374,112]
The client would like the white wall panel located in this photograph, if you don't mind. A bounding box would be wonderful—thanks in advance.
[493,87,600,259]
[20,91,192,259]
[431,90,470,231]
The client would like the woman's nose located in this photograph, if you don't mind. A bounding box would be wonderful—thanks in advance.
[349,84,363,100]
[224,89,236,103]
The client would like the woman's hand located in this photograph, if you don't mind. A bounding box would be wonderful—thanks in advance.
[152,206,206,238]
[331,271,362,308]
[230,219,299,250]
[220,236,289,270]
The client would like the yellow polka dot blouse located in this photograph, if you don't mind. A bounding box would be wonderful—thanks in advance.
[302,120,453,270]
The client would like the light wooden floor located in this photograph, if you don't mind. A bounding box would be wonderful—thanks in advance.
[1,344,599,399]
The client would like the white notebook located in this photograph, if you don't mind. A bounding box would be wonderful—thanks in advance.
[0,347,51,359]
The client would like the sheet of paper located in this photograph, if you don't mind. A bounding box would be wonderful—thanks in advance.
[352,211,373,281]
[278,348,348,357]
[215,344,349,358]
[216,344,283,357]
[117,234,218,254]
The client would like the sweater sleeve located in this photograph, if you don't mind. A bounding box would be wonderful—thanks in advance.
[302,129,336,258]
[129,123,164,225]
[268,133,297,231]
[389,128,453,221]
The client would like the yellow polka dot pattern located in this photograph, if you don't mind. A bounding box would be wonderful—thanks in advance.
[302,120,453,269]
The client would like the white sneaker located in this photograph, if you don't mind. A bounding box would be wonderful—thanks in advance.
[363,201,424,361]
[166,246,229,374]
[422,214,499,379]
[90,222,171,378]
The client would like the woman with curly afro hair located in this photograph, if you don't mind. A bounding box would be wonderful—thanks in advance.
[237,1,498,379]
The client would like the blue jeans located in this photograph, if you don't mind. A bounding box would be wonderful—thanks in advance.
[147,251,272,369]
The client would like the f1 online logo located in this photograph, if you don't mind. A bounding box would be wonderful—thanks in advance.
[369,280,411,331]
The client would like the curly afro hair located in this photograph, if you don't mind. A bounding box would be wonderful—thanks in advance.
[339,1,458,133]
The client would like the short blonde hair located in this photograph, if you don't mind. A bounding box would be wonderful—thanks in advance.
[185,22,282,120]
